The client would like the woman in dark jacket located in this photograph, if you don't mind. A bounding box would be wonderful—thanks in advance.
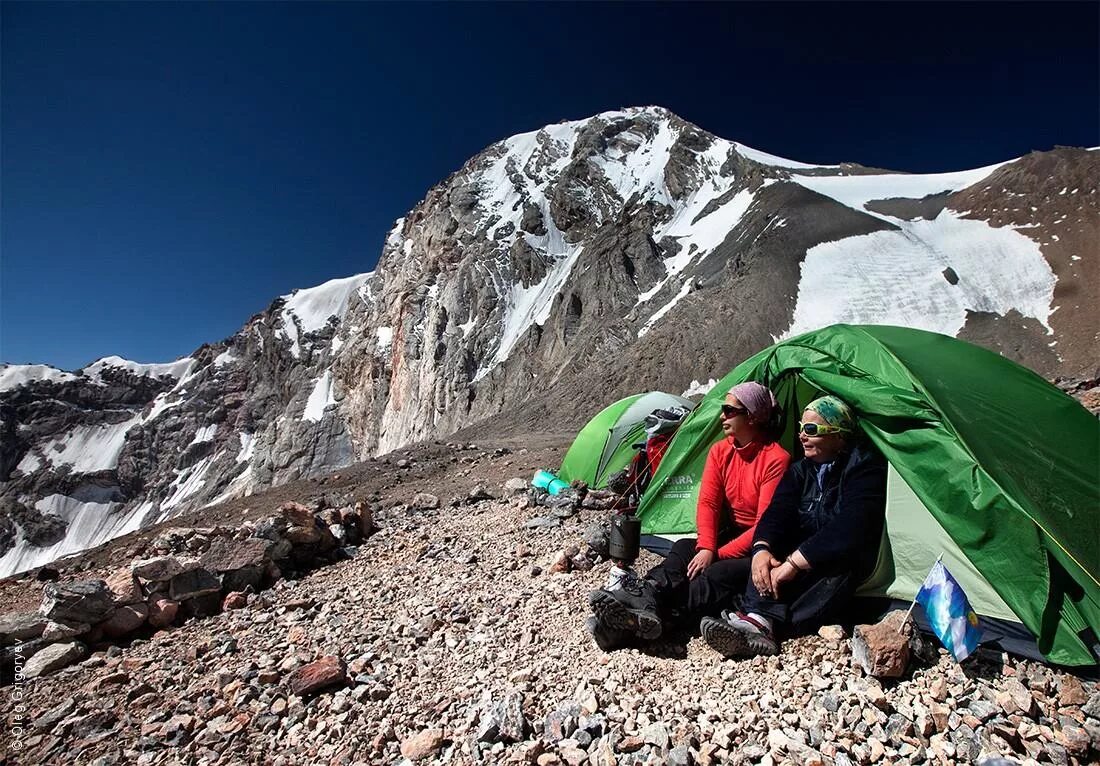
[700,395,887,658]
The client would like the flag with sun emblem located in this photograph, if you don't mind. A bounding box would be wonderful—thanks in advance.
[915,560,983,661]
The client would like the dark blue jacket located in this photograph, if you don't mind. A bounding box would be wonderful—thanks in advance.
[751,443,887,578]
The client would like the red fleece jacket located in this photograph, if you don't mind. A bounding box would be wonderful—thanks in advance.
[695,438,790,559]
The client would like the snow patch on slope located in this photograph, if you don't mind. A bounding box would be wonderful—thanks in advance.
[213,349,238,367]
[791,162,1005,222]
[481,243,585,380]
[0,494,145,578]
[376,327,394,353]
[16,452,42,475]
[83,356,195,384]
[282,274,374,334]
[303,371,335,423]
[734,142,838,170]
[277,272,373,357]
[236,433,256,464]
[41,417,141,473]
[785,210,1056,338]
[0,364,80,391]
[190,424,217,444]
[638,280,695,338]
[159,455,219,517]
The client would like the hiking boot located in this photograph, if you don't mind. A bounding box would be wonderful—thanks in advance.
[587,572,661,640]
[585,615,629,652]
[700,611,779,659]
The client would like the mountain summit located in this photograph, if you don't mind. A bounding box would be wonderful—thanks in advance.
[2,106,1096,576]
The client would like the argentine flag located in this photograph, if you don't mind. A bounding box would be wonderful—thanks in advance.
[915,560,982,662]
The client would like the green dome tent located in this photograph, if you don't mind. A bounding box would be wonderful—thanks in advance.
[558,391,695,489]
[638,325,1100,667]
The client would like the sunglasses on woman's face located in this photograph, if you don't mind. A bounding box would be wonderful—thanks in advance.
[798,421,848,437]
[720,404,748,419]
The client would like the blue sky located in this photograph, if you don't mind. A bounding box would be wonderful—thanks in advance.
[2,1,1097,370]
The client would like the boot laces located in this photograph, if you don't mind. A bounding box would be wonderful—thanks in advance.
[619,570,647,596]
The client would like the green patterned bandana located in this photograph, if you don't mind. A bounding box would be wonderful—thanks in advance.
[805,396,856,433]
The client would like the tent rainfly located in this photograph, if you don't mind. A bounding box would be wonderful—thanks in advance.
[638,325,1100,667]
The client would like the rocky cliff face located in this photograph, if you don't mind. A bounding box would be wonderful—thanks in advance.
[2,107,1096,576]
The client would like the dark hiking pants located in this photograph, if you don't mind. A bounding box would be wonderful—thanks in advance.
[741,568,857,636]
[645,538,751,629]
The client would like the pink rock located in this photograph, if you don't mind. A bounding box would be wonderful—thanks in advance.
[356,501,378,537]
[100,603,149,638]
[1058,675,1090,706]
[400,729,446,761]
[148,598,179,629]
[286,655,346,696]
[548,550,572,574]
[851,611,911,678]
[277,501,315,527]
[105,568,144,605]
[222,592,248,610]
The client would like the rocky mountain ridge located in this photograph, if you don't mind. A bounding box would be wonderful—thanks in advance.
[2,106,1097,576]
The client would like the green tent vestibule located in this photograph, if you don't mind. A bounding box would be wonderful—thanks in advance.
[638,324,1100,667]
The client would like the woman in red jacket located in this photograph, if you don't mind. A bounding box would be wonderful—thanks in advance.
[587,382,790,649]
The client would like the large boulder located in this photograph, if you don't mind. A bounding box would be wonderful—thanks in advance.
[131,556,201,583]
[0,611,48,646]
[105,568,144,605]
[40,580,115,625]
[277,502,315,528]
[99,603,149,639]
[168,567,221,601]
[284,524,321,545]
[200,537,271,573]
[221,566,264,594]
[42,620,90,641]
[147,598,179,629]
[23,642,87,679]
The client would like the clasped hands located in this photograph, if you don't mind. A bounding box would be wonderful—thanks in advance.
[751,549,802,598]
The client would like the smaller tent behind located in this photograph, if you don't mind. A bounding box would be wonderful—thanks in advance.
[558,391,695,489]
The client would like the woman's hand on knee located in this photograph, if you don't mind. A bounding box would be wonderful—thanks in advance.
[686,549,716,579]
[751,550,781,596]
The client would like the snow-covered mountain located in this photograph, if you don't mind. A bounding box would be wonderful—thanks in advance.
[2,106,1096,576]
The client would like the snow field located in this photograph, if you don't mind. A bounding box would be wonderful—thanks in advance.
[303,371,336,422]
[785,211,1056,339]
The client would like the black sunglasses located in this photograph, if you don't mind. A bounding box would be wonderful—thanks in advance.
[720,404,748,418]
